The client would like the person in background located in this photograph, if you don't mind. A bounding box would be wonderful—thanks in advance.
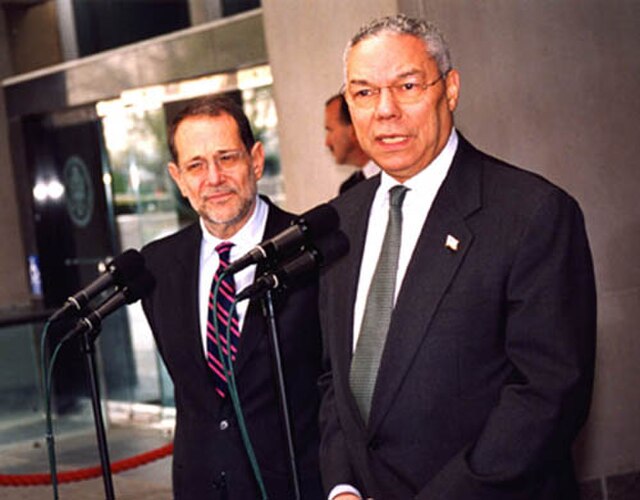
[318,14,596,500]
[325,93,380,194]
[141,95,324,499]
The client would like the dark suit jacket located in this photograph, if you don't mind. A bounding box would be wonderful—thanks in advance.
[318,136,596,499]
[142,200,324,499]
[339,171,365,195]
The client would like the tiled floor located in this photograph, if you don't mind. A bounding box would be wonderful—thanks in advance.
[3,420,639,500]
[0,424,173,499]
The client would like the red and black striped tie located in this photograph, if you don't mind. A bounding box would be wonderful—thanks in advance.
[206,241,241,398]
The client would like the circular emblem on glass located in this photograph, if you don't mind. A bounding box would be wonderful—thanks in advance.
[63,155,94,228]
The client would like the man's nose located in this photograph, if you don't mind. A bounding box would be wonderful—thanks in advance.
[205,161,224,184]
[375,87,401,119]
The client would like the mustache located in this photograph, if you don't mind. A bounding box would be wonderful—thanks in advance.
[202,185,238,196]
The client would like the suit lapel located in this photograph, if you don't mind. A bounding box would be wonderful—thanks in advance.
[233,201,291,377]
[166,224,218,387]
[367,137,483,430]
[233,289,266,376]
[333,180,381,425]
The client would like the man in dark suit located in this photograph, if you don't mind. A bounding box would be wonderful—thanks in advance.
[324,93,380,194]
[318,14,596,500]
[141,96,324,499]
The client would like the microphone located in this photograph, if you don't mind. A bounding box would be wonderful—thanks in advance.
[236,231,349,301]
[62,270,156,343]
[49,249,145,322]
[226,203,339,275]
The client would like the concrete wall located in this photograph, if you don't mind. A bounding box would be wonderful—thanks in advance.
[400,0,640,482]
[261,0,397,213]
[264,0,640,485]
[0,7,30,308]
[5,1,62,74]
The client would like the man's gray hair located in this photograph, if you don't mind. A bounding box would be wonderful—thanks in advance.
[344,14,452,76]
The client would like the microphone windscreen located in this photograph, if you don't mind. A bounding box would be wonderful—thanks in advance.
[314,230,350,266]
[123,270,156,303]
[299,204,340,240]
[108,249,145,283]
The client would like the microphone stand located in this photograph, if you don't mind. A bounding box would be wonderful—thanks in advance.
[260,290,301,500]
[80,324,116,500]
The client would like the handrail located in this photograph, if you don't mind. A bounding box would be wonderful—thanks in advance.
[0,306,53,328]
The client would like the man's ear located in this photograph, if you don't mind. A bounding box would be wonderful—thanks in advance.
[445,69,460,112]
[250,142,265,181]
[168,162,186,196]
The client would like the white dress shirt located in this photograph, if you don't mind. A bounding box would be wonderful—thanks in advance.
[329,129,458,500]
[352,130,458,350]
[197,196,269,357]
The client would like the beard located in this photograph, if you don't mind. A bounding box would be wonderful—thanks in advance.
[198,180,258,238]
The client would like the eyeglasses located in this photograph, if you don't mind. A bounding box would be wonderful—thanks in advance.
[180,150,247,176]
[345,72,448,109]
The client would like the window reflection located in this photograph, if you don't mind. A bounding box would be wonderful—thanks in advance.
[97,65,282,409]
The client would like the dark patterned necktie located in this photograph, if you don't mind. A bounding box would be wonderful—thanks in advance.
[206,241,241,398]
[350,185,409,423]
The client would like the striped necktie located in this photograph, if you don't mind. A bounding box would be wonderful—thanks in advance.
[206,241,241,398]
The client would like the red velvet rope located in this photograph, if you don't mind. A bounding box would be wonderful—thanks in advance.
[0,442,173,487]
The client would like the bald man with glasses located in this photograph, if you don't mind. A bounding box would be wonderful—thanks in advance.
[318,14,596,500]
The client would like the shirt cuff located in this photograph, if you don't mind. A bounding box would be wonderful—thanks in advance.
[328,484,363,499]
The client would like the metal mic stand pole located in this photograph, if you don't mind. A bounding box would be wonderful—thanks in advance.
[80,325,116,500]
[261,290,301,500]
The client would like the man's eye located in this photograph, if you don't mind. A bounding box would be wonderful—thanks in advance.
[401,82,419,91]
[185,162,203,171]
[354,88,374,98]
[218,153,239,165]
